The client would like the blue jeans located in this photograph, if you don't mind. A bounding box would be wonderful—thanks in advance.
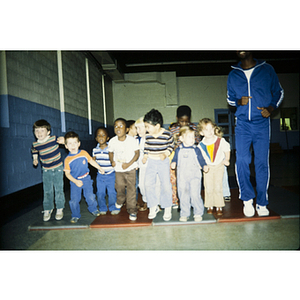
[69,174,98,218]
[42,165,65,211]
[96,172,118,212]
[144,158,172,208]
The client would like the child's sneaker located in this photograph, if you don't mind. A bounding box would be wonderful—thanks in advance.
[163,207,172,221]
[206,207,213,214]
[224,196,231,202]
[55,208,64,220]
[148,205,159,219]
[115,202,123,209]
[70,217,79,223]
[243,199,255,217]
[194,215,203,222]
[179,216,188,222]
[129,213,137,221]
[92,210,101,216]
[43,209,53,222]
[256,204,269,217]
[100,211,107,215]
[111,210,120,215]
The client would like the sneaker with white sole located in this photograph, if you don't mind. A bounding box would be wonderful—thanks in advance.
[194,215,203,222]
[163,207,172,221]
[148,206,159,219]
[129,213,137,221]
[256,204,269,216]
[43,209,53,222]
[111,210,120,215]
[115,202,123,209]
[55,208,64,220]
[92,210,101,216]
[179,216,188,222]
[70,217,79,223]
[243,199,255,217]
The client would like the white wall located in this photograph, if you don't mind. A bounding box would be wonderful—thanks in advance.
[112,71,299,126]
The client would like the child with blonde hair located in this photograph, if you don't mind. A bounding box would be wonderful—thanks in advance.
[171,126,208,222]
[197,118,230,216]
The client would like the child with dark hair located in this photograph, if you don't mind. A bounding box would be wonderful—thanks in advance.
[32,119,65,221]
[108,118,140,221]
[93,127,119,215]
[64,131,105,223]
[142,109,174,221]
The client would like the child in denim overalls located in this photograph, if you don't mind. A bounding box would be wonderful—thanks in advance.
[171,126,208,222]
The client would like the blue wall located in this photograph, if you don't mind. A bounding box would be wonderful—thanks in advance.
[0,95,105,197]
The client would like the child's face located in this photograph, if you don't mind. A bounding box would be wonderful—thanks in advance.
[180,131,195,147]
[95,129,109,146]
[114,120,127,140]
[177,115,190,127]
[144,122,160,135]
[65,137,80,154]
[200,123,215,139]
[34,127,50,141]
[128,124,137,137]
[136,124,146,138]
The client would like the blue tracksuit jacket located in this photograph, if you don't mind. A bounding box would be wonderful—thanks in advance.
[227,59,284,121]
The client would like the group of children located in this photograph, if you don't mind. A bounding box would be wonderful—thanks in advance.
[32,105,230,223]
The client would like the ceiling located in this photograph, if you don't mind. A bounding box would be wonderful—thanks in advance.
[99,50,299,78]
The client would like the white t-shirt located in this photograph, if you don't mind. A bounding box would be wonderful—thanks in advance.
[108,135,139,172]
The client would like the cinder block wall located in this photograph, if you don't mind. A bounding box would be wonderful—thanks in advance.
[0,51,111,197]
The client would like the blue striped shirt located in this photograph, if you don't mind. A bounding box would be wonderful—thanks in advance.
[92,144,114,175]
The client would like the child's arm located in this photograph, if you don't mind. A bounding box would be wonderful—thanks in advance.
[57,136,65,144]
[223,151,230,166]
[170,147,179,169]
[195,147,209,173]
[142,154,148,164]
[122,150,139,170]
[33,154,39,166]
[89,159,105,174]
[108,152,116,167]
[64,170,83,187]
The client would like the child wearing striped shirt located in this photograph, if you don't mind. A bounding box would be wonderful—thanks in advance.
[32,119,65,222]
[142,109,174,221]
[92,127,120,215]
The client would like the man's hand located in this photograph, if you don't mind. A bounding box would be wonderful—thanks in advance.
[257,106,274,118]
[238,96,252,106]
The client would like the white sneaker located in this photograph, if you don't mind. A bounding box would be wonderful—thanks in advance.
[115,202,123,209]
[194,215,203,222]
[55,208,63,220]
[163,207,172,221]
[43,209,53,222]
[243,199,255,217]
[148,206,159,219]
[179,216,188,222]
[256,204,269,216]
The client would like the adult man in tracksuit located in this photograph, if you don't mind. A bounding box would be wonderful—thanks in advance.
[227,51,284,217]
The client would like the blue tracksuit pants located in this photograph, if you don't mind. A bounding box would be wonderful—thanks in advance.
[69,174,98,218]
[235,118,270,206]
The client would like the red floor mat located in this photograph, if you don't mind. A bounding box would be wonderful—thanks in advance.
[90,206,152,228]
[214,189,281,223]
